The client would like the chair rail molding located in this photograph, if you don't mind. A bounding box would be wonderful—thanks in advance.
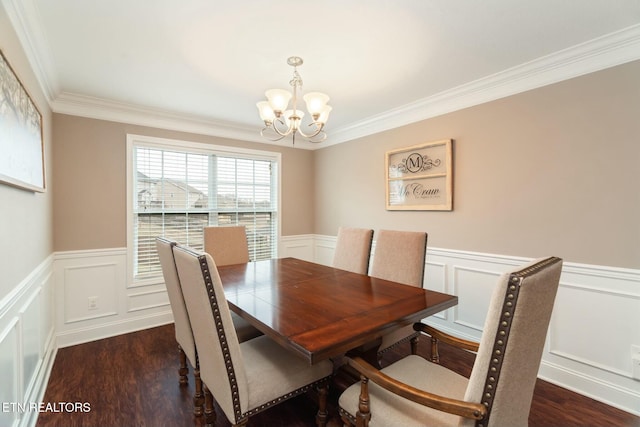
[313,234,640,416]
[46,237,640,418]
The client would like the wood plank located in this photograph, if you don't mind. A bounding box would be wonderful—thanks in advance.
[36,324,639,427]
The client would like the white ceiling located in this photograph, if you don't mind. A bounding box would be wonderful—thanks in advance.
[5,0,640,148]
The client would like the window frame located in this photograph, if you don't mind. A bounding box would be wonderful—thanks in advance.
[126,133,282,288]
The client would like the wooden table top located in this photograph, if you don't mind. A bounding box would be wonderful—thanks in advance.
[217,257,458,364]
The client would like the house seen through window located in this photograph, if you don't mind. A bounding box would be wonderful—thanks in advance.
[130,137,279,281]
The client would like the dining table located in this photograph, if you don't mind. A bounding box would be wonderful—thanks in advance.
[217,257,458,365]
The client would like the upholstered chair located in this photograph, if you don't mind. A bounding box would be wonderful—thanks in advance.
[203,225,250,266]
[370,230,428,356]
[339,257,563,427]
[156,237,204,416]
[173,245,334,427]
[332,227,374,274]
[156,237,262,416]
[203,226,263,342]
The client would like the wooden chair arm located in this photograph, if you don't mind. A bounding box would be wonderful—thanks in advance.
[413,323,479,353]
[347,356,486,421]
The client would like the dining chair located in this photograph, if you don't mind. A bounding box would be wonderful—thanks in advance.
[339,256,563,427]
[203,225,263,342]
[173,245,334,427]
[156,237,204,416]
[370,230,428,356]
[203,225,250,266]
[332,227,374,274]
[156,237,262,416]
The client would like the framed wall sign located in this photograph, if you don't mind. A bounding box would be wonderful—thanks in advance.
[386,139,452,211]
[0,49,45,192]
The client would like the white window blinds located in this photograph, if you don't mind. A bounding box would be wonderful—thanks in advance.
[132,142,278,281]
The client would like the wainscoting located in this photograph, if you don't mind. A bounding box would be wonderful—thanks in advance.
[52,249,173,348]
[0,256,55,427]
[315,234,640,415]
[2,234,638,427]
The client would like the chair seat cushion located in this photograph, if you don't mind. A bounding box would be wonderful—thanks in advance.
[339,355,468,427]
[241,336,333,412]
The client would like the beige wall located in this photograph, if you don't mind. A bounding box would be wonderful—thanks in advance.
[315,60,640,269]
[52,114,315,251]
[0,5,53,300]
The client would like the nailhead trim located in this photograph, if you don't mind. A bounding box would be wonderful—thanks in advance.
[475,257,561,427]
[197,254,243,422]
[197,252,332,424]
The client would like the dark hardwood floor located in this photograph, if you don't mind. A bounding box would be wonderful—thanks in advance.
[37,324,639,427]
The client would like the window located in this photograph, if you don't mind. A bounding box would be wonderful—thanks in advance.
[127,135,279,284]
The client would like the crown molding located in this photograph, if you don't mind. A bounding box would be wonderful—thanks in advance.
[52,92,321,150]
[325,23,640,147]
[2,0,59,102]
[53,92,260,141]
[6,0,640,150]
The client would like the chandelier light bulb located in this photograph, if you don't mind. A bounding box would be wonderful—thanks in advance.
[303,92,330,119]
[256,101,276,124]
[316,105,332,124]
[265,89,292,115]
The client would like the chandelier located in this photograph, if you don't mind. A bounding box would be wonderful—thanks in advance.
[256,56,332,145]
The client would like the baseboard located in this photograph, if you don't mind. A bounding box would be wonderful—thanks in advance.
[539,361,640,416]
[315,235,640,416]
[44,238,640,417]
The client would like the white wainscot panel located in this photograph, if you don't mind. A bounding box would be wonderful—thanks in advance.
[550,282,640,378]
[39,273,54,356]
[313,235,336,267]
[425,261,448,320]
[0,256,55,427]
[452,266,501,333]
[280,235,315,262]
[19,291,41,399]
[0,319,19,427]
[127,287,170,313]
[63,263,119,323]
[55,249,175,347]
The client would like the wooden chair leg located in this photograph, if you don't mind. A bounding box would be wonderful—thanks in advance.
[430,336,440,363]
[178,345,188,385]
[316,381,329,427]
[410,335,419,355]
[193,363,204,417]
[203,384,216,427]
[355,376,371,427]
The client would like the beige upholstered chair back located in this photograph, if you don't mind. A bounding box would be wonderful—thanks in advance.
[173,245,249,424]
[156,238,196,365]
[461,257,563,427]
[332,227,374,274]
[370,230,428,287]
[203,226,250,266]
